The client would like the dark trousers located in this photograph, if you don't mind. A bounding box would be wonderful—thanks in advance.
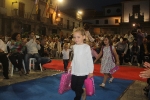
[71,75,87,100]
[116,50,124,65]
[63,59,69,71]
[0,53,9,78]
[130,54,140,63]
[9,53,24,71]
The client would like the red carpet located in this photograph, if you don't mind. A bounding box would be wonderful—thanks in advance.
[43,60,146,82]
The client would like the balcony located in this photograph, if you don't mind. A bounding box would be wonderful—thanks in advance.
[11,9,18,17]
[0,7,7,15]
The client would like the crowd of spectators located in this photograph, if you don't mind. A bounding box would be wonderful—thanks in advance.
[0,23,149,78]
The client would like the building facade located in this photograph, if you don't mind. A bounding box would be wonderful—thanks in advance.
[0,0,82,37]
[84,3,122,35]
[120,0,150,34]
[84,0,150,35]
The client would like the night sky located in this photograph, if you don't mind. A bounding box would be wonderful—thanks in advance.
[60,0,124,11]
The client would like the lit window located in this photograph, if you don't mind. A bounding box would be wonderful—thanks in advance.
[115,19,119,23]
[134,13,138,19]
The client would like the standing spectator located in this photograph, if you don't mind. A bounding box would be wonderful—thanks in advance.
[84,23,94,43]
[124,31,134,46]
[137,29,144,46]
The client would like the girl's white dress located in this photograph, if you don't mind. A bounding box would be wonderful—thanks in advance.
[101,46,115,73]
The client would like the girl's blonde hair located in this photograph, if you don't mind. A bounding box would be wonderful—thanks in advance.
[63,43,68,49]
[73,27,86,36]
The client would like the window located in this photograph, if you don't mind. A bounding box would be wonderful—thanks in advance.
[95,20,99,24]
[107,9,111,13]
[116,8,121,13]
[67,20,69,29]
[115,19,119,23]
[73,22,75,28]
[0,0,4,7]
[133,5,140,13]
[60,18,63,25]
[134,13,138,19]
[104,20,108,24]
[18,2,25,18]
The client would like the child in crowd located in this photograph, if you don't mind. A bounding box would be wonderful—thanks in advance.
[69,27,94,100]
[94,36,119,87]
[61,44,71,72]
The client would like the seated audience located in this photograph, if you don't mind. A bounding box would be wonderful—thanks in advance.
[24,31,41,74]
[8,33,26,76]
[38,38,51,65]
[129,41,140,66]
[115,38,128,65]
[0,39,9,79]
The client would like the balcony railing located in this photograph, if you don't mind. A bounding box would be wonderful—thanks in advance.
[0,7,7,15]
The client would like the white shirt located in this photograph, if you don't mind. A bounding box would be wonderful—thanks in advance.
[71,44,94,76]
[124,34,134,43]
[26,39,41,54]
[0,39,7,53]
[62,49,71,59]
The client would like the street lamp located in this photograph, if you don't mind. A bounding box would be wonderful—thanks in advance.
[78,11,83,15]
[58,0,63,3]
[132,23,135,27]
[77,10,83,20]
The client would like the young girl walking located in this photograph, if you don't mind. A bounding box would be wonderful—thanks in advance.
[61,43,71,72]
[94,36,119,87]
[69,27,94,100]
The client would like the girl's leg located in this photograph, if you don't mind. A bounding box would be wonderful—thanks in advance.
[108,73,112,78]
[63,59,67,71]
[71,75,87,100]
[102,73,109,84]
[108,73,114,83]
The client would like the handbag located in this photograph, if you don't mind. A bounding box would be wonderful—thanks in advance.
[91,48,98,58]
[109,46,119,74]
[109,66,119,74]
[58,71,71,94]
[84,77,95,96]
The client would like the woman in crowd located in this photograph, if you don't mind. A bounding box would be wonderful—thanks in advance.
[9,32,26,76]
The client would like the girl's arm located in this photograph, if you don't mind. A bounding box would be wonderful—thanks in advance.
[94,49,102,63]
[112,47,119,65]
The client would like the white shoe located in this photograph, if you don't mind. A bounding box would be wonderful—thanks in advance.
[137,63,140,66]
[128,62,132,65]
[109,77,114,83]
[99,83,105,88]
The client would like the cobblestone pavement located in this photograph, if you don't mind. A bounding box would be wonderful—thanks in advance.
[120,81,148,100]
[0,66,149,100]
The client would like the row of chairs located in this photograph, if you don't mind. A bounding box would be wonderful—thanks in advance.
[1,58,43,76]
